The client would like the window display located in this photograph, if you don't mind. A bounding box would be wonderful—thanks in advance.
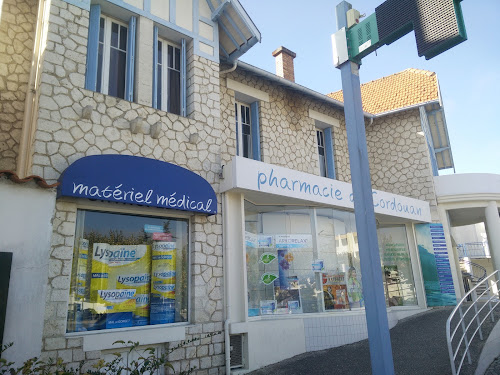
[67,210,189,333]
[378,225,417,306]
[244,202,418,317]
[245,203,365,317]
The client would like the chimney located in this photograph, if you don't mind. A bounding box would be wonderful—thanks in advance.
[272,46,296,82]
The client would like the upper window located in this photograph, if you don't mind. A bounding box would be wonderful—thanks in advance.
[66,209,189,333]
[315,125,336,179]
[96,16,128,99]
[85,5,136,102]
[155,38,181,115]
[316,129,327,177]
[235,102,252,159]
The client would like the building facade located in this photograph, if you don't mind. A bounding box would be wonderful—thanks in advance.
[0,0,468,374]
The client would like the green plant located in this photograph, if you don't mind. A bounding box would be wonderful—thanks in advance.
[0,331,221,375]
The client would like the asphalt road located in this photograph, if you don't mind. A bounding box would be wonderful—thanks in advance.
[247,307,495,375]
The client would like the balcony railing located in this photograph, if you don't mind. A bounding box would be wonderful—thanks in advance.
[457,242,489,259]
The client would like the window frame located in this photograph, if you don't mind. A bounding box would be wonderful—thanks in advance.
[85,5,136,102]
[156,37,182,115]
[97,15,129,99]
[65,200,193,336]
[314,123,336,179]
[316,128,328,178]
[235,101,253,159]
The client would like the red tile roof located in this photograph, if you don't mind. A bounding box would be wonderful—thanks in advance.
[327,68,439,115]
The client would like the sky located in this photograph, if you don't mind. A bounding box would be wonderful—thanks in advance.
[238,0,500,175]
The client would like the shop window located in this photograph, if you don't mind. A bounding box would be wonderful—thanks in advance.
[67,209,189,333]
[235,101,261,161]
[152,26,187,116]
[244,202,363,317]
[378,225,417,307]
[315,124,336,179]
[85,5,136,102]
[244,202,418,318]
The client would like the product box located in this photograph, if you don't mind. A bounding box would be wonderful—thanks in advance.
[90,243,109,302]
[95,289,136,313]
[150,241,177,324]
[105,312,134,329]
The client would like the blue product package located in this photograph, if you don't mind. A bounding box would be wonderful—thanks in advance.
[133,313,149,326]
[150,296,175,324]
[105,312,133,329]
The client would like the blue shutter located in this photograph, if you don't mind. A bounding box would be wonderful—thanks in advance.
[125,16,137,102]
[250,101,261,161]
[85,4,101,91]
[181,38,187,117]
[152,26,159,109]
[324,127,336,179]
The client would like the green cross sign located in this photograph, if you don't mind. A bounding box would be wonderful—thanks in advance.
[347,0,467,62]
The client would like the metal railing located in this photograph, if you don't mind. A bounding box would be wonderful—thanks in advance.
[460,258,487,282]
[457,242,489,258]
[446,270,500,375]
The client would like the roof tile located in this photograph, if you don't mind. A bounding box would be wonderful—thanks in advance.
[328,68,439,115]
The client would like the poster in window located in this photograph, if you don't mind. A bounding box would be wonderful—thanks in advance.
[346,266,363,308]
[322,272,348,310]
[383,265,403,306]
[415,223,456,306]
[274,275,302,314]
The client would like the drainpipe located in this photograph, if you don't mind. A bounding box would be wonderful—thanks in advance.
[17,0,51,177]
[222,193,231,375]
[220,60,238,75]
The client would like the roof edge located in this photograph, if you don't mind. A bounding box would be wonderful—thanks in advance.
[236,61,372,117]
[372,100,440,118]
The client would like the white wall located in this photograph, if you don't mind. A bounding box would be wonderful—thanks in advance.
[434,173,500,198]
[0,181,56,365]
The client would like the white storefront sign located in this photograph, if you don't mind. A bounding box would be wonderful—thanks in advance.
[221,157,431,222]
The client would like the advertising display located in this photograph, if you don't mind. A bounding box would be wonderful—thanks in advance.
[416,223,456,306]
[67,210,189,333]
[75,239,88,300]
[88,244,151,329]
[111,245,151,326]
[150,241,177,324]
[346,266,363,308]
[90,243,109,303]
[322,273,348,310]
[378,226,417,306]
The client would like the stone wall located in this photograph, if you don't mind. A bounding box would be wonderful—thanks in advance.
[34,0,225,373]
[220,69,438,210]
[220,69,352,183]
[0,0,38,170]
[366,109,438,211]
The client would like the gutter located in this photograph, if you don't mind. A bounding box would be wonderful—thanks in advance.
[237,61,372,117]
[371,100,440,118]
[236,61,442,123]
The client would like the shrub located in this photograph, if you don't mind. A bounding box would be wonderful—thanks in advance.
[0,332,220,375]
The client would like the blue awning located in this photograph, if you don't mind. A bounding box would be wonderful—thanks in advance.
[58,155,217,215]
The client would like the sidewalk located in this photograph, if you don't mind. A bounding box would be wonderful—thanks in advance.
[248,307,500,375]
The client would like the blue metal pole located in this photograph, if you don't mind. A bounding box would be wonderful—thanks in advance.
[335,2,395,374]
